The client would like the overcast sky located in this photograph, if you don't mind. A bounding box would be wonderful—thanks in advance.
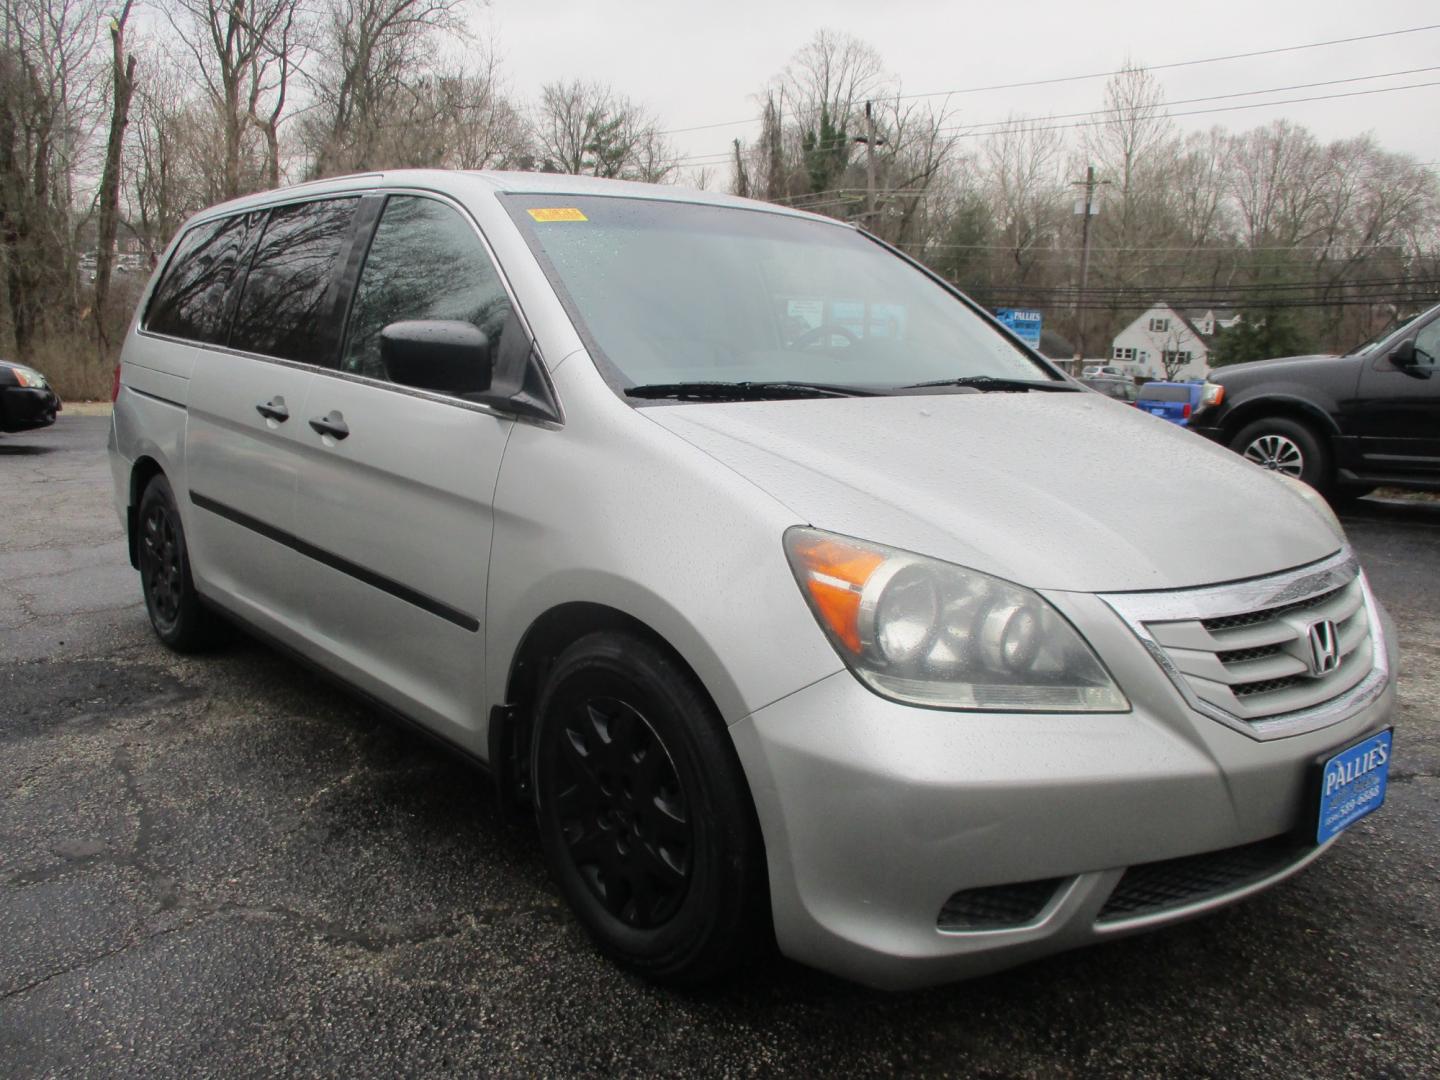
[483,0,1440,181]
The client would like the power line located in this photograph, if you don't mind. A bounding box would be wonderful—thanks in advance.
[896,24,1440,101]
[939,66,1440,137]
[971,296,1440,311]
[670,79,1440,166]
[970,276,1440,295]
[657,23,1440,136]
[921,237,1440,252]
[948,79,1440,141]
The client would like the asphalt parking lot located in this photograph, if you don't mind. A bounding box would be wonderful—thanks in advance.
[2,413,1437,1078]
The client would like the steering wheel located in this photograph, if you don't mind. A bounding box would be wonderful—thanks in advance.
[787,323,861,351]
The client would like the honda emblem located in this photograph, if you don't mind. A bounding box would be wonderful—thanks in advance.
[1306,619,1341,676]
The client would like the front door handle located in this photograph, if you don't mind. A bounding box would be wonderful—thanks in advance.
[308,411,350,440]
[255,397,289,422]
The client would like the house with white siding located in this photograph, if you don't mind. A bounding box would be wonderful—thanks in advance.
[1109,304,1241,380]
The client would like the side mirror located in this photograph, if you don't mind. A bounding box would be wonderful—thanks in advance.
[1388,339,1418,369]
[380,320,493,396]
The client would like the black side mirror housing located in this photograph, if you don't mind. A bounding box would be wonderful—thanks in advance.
[380,320,493,396]
[1388,339,1416,369]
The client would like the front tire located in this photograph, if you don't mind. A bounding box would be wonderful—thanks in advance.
[1230,416,1331,491]
[531,631,768,985]
[136,474,222,652]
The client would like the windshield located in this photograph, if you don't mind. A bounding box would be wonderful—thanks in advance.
[1346,304,1437,356]
[502,195,1058,395]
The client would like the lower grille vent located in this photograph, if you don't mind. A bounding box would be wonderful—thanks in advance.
[1096,836,1313,924]
[938,878,1065,931]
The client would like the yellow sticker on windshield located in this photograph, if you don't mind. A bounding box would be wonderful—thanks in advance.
[527,207,588,222]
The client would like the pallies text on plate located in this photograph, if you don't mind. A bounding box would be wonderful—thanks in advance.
[1324,741,1389,797]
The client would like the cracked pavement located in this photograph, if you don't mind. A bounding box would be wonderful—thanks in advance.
[1,415,1437,1078]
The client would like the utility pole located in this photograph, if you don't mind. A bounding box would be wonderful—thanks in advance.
[733,138,749,198]
[853,101,886,224]
[1071,165,1109,368]
[864,101,878,220]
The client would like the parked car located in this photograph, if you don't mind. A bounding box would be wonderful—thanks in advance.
[0,358,62,433]
[1192,302,1440,496]
[110,171,1396,991]
[1135,380,1203,425]
[1081,374,1138,402]
[1081,363,1126,378]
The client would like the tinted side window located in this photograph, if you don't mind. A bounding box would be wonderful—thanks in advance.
[145,214,256,343]
[1414,319,1440,371]
[340,196,512,384]
[230,198,359,363]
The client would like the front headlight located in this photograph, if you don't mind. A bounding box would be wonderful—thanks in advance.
[784,527,1129,712]
[1200,381,1225,407]
[11,366,46,389]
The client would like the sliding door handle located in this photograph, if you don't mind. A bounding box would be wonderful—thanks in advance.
[308,411,350,440]
[255,397,289,422]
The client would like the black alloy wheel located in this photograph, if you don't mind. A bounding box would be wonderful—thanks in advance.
[136,475,222,652]
[532,631,768,985]
[140,496,183,631]
[1229,416,1331,493]
[550,695,692,928]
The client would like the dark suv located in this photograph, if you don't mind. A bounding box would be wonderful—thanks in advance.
[1192,302,1440,498]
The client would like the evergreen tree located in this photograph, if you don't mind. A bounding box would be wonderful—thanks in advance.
[1210,309,1314,367]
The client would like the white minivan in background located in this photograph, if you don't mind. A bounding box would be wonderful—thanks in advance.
[110,171,1396,990]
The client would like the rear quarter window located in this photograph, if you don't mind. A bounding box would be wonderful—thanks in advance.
[144,214,258,343]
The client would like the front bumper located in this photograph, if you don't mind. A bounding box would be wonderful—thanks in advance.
[730,596,1396,991]
[1188,419,1225,444]
[1,385,61,432]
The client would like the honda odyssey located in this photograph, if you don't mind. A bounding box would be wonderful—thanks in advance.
[109,171,1396,990]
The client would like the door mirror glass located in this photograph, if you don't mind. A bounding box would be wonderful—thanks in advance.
[380,320,493,396]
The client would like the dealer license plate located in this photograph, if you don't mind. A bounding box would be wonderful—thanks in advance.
[1315,729,1392,844]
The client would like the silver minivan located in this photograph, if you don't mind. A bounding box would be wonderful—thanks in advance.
[109,170,1396,990]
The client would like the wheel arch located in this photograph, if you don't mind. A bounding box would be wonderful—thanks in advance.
[126,455,166,569]
[1218,394,1340,444]
[490,601,741,814]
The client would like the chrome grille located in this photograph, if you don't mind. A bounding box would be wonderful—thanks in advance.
[1200,584,1344,632]
[1101,550,1390,739]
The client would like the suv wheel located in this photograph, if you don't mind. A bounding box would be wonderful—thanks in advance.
[531,631,768,985]
[137,474,223,652]
[1230,417,1330,490]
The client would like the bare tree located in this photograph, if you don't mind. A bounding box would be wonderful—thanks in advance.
[865,94,959,248]
[981,115,1067,285]
[534,79,674,180]
[0,0,103,358]
[1227,120,1327,249]
[164,0,305,199]
[92,0,135,351]
[302,0,467,176]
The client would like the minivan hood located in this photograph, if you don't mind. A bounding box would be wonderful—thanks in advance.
[645,392,1341,593]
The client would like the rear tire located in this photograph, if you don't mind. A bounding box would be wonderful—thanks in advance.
[136,474,223,653]
[1229,416,1331,492]
[531,631,768,986]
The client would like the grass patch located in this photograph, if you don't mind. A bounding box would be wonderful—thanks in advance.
[27,332,117,401]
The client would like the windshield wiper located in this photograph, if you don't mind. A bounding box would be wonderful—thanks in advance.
[902,375,1079,393]
[624,380,880,401]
